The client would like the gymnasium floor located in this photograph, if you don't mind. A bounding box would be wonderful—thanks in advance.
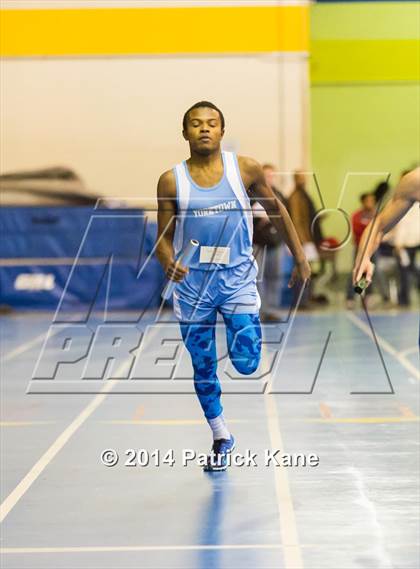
[1,307,419,569]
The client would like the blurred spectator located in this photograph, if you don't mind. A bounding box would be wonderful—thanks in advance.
[346,193,375,305]
[288,172,323,253]
[347,192,389,306]
[251,164,285,320]
[318,237,339,283]
[373,180,390,206]
[352,193,376,245]
[288,171,327,307]
[262,164,288,207]
[252,164,284,249]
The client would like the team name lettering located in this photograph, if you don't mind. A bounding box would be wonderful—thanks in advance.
[192,199,237,217]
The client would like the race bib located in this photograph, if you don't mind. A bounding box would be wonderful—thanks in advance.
[199,246,230,264]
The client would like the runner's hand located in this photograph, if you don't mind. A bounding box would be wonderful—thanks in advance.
[288,259,311,288]
[353,258,375,287]
[165,259,189,283]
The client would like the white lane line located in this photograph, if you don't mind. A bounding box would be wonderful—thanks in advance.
[1,544,285,554]
[2,328,62,364]
[1,310,154,364]
[0,422,55,427]
[2,313,94,364]
[0,320,161,524]
[2,542,419,555]
[400,346,419,358]
[346,312,420,380]
[0,378,116,523]
[261,344,303,569]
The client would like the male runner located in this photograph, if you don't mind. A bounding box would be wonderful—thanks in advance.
[353,167,420,286]
[156,101,310,471]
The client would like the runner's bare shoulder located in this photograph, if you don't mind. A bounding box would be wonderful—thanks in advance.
[237,155,262,190]
[395,167,420,204]
[157,169,177,197]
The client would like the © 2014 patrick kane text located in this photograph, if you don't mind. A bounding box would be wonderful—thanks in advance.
[100,448,320,468]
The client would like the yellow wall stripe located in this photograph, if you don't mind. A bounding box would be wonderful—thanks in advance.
[311,39,420,84]
[0,6,309,57]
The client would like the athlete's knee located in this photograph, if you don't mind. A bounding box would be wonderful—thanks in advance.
[230,352,261,375]
[227,319,262,374]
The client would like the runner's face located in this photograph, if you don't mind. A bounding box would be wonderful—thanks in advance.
[183,107,224,154]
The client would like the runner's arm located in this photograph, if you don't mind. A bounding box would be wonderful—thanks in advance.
[156,171,189,282]
[353,168,419,284]
[239,156,311,284]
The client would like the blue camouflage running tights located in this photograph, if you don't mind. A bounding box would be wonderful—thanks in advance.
[179,312,262,420]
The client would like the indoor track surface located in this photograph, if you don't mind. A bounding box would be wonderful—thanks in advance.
[1,309,419,569]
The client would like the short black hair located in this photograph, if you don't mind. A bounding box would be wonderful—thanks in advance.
[183,101,225,131]
[373,181,390,203]
[360,192,371,202]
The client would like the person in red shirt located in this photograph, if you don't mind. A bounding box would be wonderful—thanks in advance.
[346,193,377,305]
[352,193,376,246]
